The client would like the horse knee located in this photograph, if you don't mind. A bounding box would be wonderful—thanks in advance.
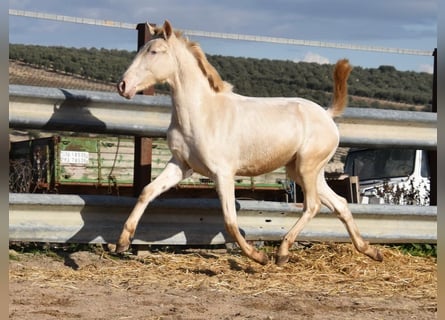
[305,199,321,217]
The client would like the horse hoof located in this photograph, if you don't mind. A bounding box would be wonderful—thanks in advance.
[275,254,289,266]
[115,242,130,253]
[372,248,384,262]
[257,252,269,265]
[250,251,269,265]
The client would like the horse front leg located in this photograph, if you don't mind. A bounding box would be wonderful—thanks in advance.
[115,158,192,253]
[216,175,269,265]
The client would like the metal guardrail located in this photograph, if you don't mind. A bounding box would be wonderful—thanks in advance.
[9,85,438,245]
[9,85,172,137]
[336,108,436,149]
[9,85,437,149]
[9,193,437,244]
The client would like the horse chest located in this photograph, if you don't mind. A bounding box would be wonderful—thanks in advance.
[167,129,211,173]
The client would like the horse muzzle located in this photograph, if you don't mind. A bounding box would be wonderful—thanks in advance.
[117,80,137,99]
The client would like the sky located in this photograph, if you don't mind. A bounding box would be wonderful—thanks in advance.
[8,0,437,73]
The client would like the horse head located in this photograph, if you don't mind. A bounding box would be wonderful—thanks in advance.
[117,20,177,99]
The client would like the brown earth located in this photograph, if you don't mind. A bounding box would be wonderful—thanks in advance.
[9,243,436,319]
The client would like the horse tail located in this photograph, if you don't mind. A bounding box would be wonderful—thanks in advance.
[327,59,352,118]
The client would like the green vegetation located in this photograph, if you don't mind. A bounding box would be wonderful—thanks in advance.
[392,243,437,258]
[10,44,134,83]
[9,43,433,110]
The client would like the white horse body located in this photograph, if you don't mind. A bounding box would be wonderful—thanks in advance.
[169,95,336,178]
[116,20,383,265]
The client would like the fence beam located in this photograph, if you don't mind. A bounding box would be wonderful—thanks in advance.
[9,85,171,136]
[9,85,437,149]
[9,193,437,245]
[336,107,437,149]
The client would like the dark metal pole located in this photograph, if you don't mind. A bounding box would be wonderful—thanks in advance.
[432,48,437,113]
[136,23,156,95]
[428,48,437,205]
[133,23,155,196]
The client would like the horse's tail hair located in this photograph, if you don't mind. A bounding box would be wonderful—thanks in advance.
[327,59,352,118]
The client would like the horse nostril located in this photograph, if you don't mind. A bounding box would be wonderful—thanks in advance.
[118,81,126,93]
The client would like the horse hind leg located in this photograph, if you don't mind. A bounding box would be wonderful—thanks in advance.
[276,162,322,266]
[317,173,383,261]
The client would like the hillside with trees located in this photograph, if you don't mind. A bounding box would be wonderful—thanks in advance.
[9,43,433,110]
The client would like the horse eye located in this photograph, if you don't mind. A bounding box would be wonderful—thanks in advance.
[149,50,157,55]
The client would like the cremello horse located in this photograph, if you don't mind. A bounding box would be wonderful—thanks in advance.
[117,20,383,265]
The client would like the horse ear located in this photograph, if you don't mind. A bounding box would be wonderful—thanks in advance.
[163,20,173,39]
[148,23,156,36]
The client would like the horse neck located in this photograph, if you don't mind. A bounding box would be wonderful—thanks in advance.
[169,46,215,130]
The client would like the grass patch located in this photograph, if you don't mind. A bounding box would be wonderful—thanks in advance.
[392,243,437,258]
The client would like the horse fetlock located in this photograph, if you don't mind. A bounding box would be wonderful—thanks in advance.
[115,230,133,253]
[277,238,291,256]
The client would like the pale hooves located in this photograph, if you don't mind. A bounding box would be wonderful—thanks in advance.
[115,242,130,253]
[369,248,384,262]
[252,251,269,265]
[362,242,384,262]
[275,254,289,267]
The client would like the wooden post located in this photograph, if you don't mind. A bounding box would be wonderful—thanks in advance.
[133,23,155,196]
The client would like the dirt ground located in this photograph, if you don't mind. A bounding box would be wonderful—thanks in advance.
[9,243,436,320]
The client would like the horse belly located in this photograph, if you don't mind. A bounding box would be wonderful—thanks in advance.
[235,141,297,177]
[236,159,290,177]
[233,107,303,176]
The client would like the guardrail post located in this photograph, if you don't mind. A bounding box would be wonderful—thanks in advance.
[132,23,156,196]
